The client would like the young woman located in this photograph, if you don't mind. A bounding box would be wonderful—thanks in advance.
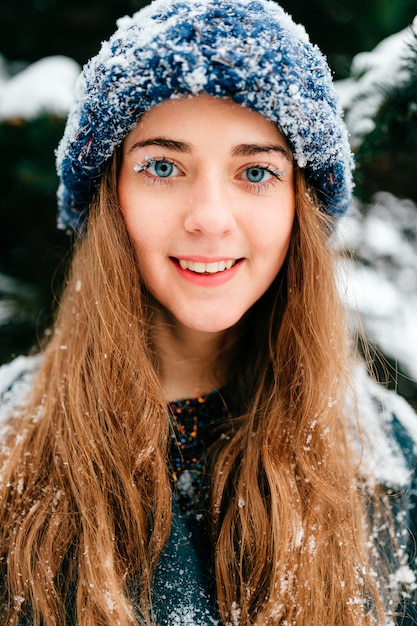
[1,1,416,624]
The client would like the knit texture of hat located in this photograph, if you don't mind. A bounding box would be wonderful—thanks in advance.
[56,0,354,235]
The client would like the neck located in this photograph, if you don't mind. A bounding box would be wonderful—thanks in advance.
[150,311,232,402]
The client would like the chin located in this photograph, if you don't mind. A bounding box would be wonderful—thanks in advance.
[180,313,242,334]
[152,298,246,335]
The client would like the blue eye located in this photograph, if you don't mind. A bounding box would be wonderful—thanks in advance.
[245,166,272,183]
[148,159,176,178]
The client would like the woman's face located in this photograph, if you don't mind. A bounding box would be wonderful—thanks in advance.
[118,95,295,334]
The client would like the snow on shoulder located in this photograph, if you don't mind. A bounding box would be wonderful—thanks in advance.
[0,354,42,436]
[346,359,417,489]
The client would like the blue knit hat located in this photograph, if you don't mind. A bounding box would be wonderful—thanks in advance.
[56,0,353,235]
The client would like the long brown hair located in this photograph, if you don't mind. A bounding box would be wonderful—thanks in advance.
[0,158,392,624]
[210,175,387,624]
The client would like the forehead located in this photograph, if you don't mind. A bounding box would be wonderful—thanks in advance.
[123,95,292,155]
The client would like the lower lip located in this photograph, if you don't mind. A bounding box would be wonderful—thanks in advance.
[171,259,242,286]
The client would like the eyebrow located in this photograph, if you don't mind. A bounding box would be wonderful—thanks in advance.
[128,137,291,160]
[128,138,192,154]
[232,143,292,160]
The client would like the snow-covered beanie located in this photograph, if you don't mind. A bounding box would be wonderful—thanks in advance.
[56,0,354,235]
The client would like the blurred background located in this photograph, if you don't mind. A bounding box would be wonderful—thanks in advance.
[0,0,416,406]
[2,0,416,78]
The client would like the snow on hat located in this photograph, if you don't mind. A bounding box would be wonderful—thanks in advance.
[56,0,354,235]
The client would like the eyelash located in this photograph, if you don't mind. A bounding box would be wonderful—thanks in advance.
[242,163,284,193]
[133,157,177,187]
[133,157,284,191]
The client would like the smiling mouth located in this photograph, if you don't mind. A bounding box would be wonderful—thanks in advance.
[174,259,239,274]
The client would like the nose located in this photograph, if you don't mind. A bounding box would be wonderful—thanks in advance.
[183,175,237,237]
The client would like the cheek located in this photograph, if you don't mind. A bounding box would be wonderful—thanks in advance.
[250,207,295,258]
[124,225,159,266]
[119,196,163,253]
[119,186,175,247]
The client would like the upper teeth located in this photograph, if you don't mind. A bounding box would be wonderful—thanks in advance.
[179,259,235,274]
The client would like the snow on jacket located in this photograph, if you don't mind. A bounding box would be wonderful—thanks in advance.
[0,355,416,625]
